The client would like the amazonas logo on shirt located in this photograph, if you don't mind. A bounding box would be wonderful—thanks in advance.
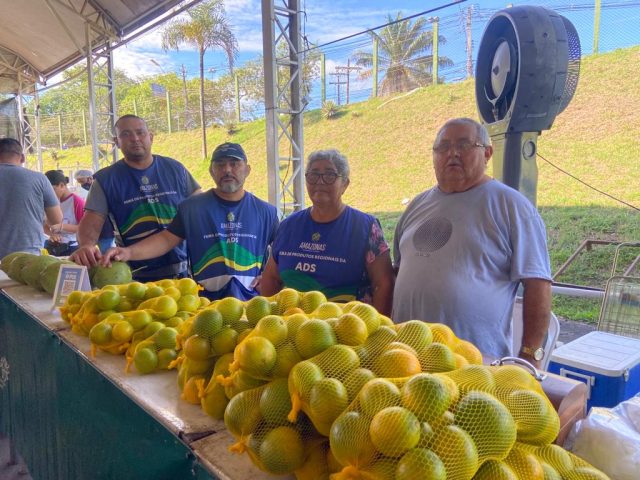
[221,211,243,230]
[299,232,326,251]
[139,175,159,193]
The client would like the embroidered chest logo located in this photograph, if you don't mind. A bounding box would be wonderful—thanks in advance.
[299,232,326,251]
[227,212,235,222]
[141,176,149,185]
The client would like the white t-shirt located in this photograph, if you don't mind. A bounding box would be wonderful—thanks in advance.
[392,179,552,358]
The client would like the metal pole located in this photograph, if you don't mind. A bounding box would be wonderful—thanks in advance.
[235,73,241,123]
[82,110,87,145]
[262,0,279,208]
[320,53,326,104]
[58,114,63,150]
[35,90,42,172]
[593,0,602,54]
[346,59,350,104]
[86,25,99,171]
[466,7,473,78]
[372,38,378,98]
[166,91,172,134]
[432,17,439,85]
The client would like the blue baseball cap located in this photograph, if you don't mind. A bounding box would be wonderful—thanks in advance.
[211,142,247,163]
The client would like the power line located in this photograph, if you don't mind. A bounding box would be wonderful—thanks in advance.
[537,152,639,211]
[303,0,468,54]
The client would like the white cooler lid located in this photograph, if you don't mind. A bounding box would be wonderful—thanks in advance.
[550,331,640,376]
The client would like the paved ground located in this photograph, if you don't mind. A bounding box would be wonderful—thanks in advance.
[556,318,596,346]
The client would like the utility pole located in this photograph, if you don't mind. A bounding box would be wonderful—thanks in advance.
[334,60,361,104]
[465,6,474,78]
[329,70,347,105]
[431,17,439,85]
[181,64,190,128]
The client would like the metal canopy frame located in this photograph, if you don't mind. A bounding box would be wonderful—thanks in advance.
[262,0,305,216]
[0,0,203,169]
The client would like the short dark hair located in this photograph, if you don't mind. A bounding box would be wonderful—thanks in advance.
[45,170,68,185]
[0,138,23,157]
[113,115,148,134]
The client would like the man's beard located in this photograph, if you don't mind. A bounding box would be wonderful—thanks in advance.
[218,180,242,193]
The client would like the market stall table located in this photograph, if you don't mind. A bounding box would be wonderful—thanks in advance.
[0,270,588,478]
[0,273,279,479]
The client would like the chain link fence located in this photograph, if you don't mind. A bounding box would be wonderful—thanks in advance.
[27,0,639,149]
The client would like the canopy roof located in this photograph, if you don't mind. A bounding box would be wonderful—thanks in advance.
[0,0,199,94]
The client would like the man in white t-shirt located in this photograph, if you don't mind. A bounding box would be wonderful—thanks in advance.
[392,118,552,366]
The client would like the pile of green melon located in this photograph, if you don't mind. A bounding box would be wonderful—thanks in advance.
[1,251,132,294]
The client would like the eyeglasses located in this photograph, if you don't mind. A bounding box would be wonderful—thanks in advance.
[305,172,343,185]
[432,140,488,154]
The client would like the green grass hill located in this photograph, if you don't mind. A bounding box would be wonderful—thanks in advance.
[35,46,640,321]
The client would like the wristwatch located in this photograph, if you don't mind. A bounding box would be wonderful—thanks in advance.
[520,345,544,361]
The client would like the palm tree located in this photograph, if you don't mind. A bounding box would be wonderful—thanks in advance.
[353,13,453,96]
[161,0,238,158]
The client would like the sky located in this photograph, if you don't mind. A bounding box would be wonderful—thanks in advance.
[106,0,640,107]
[112,0,491,80]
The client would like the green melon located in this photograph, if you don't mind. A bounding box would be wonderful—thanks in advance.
[90,262,132,289]
[22,256,60,290]
[7,253,38,283]
[1,251,29,274]
[40,260,73,294]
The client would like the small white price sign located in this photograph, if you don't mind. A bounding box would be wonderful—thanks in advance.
[51,264,91,310]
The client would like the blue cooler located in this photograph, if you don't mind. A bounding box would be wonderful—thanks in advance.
[548,331,640,410]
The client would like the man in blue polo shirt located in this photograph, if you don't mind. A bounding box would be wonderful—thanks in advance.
[71,115,201,281]
[101,142,278,300]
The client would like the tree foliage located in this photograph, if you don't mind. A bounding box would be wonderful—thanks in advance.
[161,0,238,157]
[353,13,453,96]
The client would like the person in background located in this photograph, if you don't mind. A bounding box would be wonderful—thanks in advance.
[392,117,552,366]
[259,148,394,315]
[73,169,93,200]
[74,168,115,253]
[43,170,85,256]
[70,114,201,281]
[101,142,278,300]
[0,138,62,258]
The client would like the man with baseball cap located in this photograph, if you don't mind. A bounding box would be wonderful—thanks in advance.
[101,142,279,300]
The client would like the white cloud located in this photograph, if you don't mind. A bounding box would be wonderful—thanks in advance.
[113,49,175,79]
[126,28,166,51]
